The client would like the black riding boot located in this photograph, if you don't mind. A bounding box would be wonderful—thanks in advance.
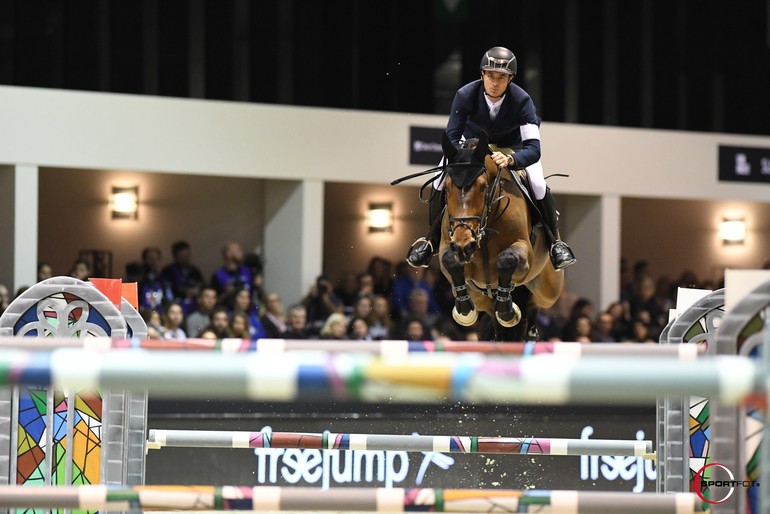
[406,192,444,268]
[539,188,577,270]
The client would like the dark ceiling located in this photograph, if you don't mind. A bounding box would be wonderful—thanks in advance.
[1,0,768,136]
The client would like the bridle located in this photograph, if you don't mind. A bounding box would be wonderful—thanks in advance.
[389,150,513,250]
[447,162,511,246]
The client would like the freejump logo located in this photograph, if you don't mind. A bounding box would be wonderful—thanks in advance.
[693,462,759,504]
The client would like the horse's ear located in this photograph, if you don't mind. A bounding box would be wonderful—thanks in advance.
[474,131,492,161]
[441,132,457,162]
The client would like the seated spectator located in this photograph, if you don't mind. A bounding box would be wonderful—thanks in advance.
[320,312,348,340]
[335,272,360,315]
[210,241,253,302]
[606,301,632,341]
[228,311,252,340]
[140,308,162,339]
[592,312,617,342]
[160,302,187,340]
[284,304,310,339]
[368,294,393,340]
[561,315,593,343]
[404,317,432,341]
[303,274,344,336]
[37,262,53,282]
[243,252,267,306]
[391,263,431,319]
[69,259,91,281]
[407,288,439,328]
[568,297,594,321]
[367,256,393,297]
[357,272,375,298]
[138,246,172,312]
[392,288,439,340]
[351,295,375,326]
[347,316,372,341]
[200,306,230,339]
[228,286,266,341]
[629,275,666,338]
[184,287,218,339]
[161,240,205,316]
[261,292,287,337]
[624,316,657,343]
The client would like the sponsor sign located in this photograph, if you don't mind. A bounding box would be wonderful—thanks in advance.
[410,126,445,165]
[718,145,770,184]
[147,405,656,492]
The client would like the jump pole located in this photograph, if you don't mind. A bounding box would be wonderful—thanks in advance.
[0,349,758,405]
[147,429,654,458]
[0,485,705,513]
[0,336,703,358]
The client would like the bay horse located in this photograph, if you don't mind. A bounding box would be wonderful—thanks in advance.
[438,131,563,341]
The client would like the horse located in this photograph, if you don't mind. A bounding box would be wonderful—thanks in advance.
[437,131,563,341]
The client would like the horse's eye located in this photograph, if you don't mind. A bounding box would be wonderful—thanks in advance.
[479,184,488,192]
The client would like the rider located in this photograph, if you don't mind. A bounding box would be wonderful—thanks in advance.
[406,46,576,271]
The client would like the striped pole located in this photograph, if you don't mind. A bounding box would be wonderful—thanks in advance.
[0,485,705,512]
[147,429,654,457]
[0,336,704,358]
[0,348,758,405]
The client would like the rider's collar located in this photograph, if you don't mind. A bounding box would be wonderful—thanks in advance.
[484,92,506,108]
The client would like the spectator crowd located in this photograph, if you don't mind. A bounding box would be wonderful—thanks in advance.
[1,242,767,344]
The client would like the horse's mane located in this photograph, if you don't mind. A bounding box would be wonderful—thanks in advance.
[447,138,490,189]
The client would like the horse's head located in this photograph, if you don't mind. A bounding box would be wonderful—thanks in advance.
[442,131,495,263]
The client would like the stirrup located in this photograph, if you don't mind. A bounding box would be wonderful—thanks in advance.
[550,241,576,270]
[406,237,435,268]
[410,237,433,251]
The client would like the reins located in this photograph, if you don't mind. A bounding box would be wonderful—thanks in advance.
[449,164,511,244]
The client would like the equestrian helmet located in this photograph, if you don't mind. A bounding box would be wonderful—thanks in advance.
[480,47,517,77]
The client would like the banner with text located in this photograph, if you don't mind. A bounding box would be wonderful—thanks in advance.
[718,145,770,184]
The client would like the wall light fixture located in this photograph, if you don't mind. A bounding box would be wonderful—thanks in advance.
[111,186,139,220]
[719,217,745,245]
[368,203,393,233]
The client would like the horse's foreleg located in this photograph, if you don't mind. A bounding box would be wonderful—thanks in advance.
[494,244,529,328]
[441,249,478,326]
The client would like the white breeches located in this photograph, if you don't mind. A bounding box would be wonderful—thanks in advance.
[527,160,547,200]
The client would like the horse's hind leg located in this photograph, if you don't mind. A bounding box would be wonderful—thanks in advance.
[441,250,478,326]
[494,244,529,328]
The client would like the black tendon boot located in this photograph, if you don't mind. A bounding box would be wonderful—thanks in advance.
[539,188,577,270]
[406,192,444,268]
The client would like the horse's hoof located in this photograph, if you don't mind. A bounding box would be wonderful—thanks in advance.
[453,306,478,326]
[496,303,522,327]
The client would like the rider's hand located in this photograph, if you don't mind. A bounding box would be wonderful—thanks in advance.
[491,151,511,168]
